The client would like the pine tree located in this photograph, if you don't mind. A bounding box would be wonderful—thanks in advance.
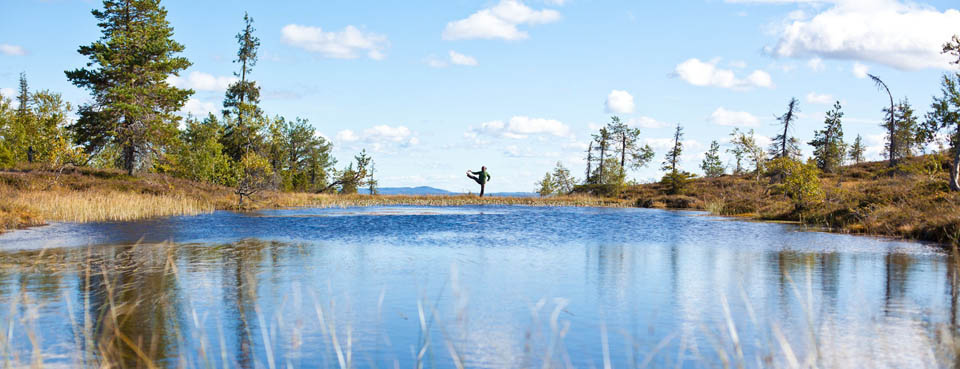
[700,140,724,177]
[882,99,919,162]
[848,134,866,165]
[726,128,746,174]
[809,101,846,173]
[660,124,693,194]
[607,116,654,180]
[592,127,612,184]
[66,0,193,175]
[550,161,576,194]
[222,12,263,161]
[536,172,555,197]
[924,41,960,190]
[662,124,683,173]
[771,98,799,159]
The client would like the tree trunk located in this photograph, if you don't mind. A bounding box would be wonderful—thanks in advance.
[621,135,627,179]
[952,142,960,191]
[123,143,136,176]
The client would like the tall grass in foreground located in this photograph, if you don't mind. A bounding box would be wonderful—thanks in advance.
[2,241,960,368]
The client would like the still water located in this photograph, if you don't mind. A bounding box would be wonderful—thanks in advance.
[0,206,955,368]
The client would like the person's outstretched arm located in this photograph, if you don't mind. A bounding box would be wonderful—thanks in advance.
[486,173,491,182]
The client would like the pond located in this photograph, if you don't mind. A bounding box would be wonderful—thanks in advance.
[0,205,956,368]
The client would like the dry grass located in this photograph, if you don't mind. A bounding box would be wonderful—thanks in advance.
[0,166,626,233]
[624,154,960,245]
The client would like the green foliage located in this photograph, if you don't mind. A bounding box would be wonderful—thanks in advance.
[535,161,577,196]
[550,161,577,194]
[809,101,846,173]
[171,115,236,186]
[65,0,193,175]
[768,158,823,211]
[536,172,555,197]
[730,128,766,180]
[587,127,613,184]
[848,135,866,165]
[334,150,372,194]
[700,140,724,177]
[661,124,683,173]
[607,116,654,178]
[222,12,263,161]
[660,170,695,195]
[236,151,275,206]
[882,99,921,162]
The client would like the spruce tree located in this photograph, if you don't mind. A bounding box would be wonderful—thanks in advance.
[848,134,866,165]
[700,140,724,177]
[66,0,193,175]
[809,101,846,173]
[882,99,919,162]
[222,12,263,161]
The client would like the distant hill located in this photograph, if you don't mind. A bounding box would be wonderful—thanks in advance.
[359,186,536,197]
[359,186,455,195]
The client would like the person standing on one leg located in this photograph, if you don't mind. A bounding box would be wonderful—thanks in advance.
[466,166,491,197]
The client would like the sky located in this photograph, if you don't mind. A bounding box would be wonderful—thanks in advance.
[1,0,959,192]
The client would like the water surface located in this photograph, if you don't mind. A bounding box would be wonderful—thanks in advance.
[0,206,955,368]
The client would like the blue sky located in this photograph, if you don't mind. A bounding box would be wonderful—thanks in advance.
[2,0,959,191]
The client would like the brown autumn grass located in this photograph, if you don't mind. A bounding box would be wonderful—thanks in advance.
[623,153,960,245]
[0,165,626,233]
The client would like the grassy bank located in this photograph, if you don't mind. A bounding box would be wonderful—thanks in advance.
[622,154,960,245]
[0,166,625,233]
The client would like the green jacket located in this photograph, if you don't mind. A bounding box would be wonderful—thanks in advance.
[472,170,491,184]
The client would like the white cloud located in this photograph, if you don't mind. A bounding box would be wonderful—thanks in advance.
[281,24,388,60]
[442,0,561,41]
[0,44,26,56]
[628,116,670,129]
[605,90,635,114]
[708,107,761,127]
[807,57,825,71]
[0,87,14,99]
[806,92,834,104]
[182,99,218,117]
[674,58,773,90]
[853,62,870,78]
[426,50,480,68]
[449,50,478,66]
[336,129,360,142]
[470,116,571,139]
[765,0,960,70]
[336,125,418,149]
[167,72,237,92]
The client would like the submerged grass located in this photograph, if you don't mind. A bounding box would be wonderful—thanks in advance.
[0,166,626,233]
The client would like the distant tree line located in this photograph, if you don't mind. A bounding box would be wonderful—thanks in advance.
[0,0,374,204]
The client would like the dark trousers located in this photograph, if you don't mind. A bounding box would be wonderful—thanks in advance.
[467,174,485,197]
